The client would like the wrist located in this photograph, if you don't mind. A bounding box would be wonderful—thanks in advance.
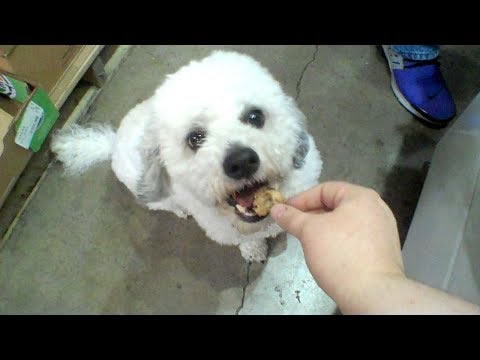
[335,271,407,315]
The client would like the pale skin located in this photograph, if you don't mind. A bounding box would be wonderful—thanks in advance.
[271,181,480,315]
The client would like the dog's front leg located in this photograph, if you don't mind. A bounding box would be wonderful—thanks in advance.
[239,238,268,263]
[146,198,190,219]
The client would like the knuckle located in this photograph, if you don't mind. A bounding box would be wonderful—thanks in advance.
[364,188,381,200]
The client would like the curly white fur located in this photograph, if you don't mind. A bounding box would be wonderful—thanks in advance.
[51,50,323,263]
[51,124,116,176]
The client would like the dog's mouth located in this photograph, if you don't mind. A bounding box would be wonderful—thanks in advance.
[226,181,269,223]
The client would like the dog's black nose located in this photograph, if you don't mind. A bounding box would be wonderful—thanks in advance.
[223,146,260,180]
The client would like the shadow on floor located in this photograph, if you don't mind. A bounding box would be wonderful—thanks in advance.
[440,46,480,114]
[101,173,288,313]
[380,125,437,245]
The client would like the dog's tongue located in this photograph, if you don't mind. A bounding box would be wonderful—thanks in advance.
[234,187,258,208]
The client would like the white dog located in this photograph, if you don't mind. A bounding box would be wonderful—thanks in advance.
[51,50,323,263]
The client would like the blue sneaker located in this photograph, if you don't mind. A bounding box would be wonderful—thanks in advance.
[382,45,456,128]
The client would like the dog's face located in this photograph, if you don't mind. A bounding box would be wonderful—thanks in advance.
[141,51,310,226]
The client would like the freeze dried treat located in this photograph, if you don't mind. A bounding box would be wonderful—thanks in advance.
[253,188,286,217]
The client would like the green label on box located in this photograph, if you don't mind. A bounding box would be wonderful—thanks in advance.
[0,74,29,102]
[14,88,59,152]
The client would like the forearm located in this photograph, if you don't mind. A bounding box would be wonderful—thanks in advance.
[339,274,480,315]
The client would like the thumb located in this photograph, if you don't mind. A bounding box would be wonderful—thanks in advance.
[271,203,310,239]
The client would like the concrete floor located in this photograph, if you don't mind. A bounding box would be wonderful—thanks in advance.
[1,45,480,314]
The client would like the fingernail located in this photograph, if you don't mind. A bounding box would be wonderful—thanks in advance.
[271,204,286,219]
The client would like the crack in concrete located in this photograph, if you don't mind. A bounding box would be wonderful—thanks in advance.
[295,45,319,101]
[235,262,251,315]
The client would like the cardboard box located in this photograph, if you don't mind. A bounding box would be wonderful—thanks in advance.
[0,45,82,94]
[0,73,59,208]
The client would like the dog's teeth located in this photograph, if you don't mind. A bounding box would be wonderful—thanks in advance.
[236,204,256,217]
[236,204,247,214]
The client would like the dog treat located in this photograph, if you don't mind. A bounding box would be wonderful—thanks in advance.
[253,188,286,217]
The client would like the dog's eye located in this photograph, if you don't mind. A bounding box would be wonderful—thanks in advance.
[186,129,207,151]
[242,109,265,128]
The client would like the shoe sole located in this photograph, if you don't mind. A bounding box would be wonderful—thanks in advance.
[381,45,452,129]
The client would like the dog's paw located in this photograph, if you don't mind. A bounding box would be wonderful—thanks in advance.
[239,239,268,263]
[173,209,189,219]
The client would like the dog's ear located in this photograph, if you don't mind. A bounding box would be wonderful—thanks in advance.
[292,130,310,169]
[136,132,171,204]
